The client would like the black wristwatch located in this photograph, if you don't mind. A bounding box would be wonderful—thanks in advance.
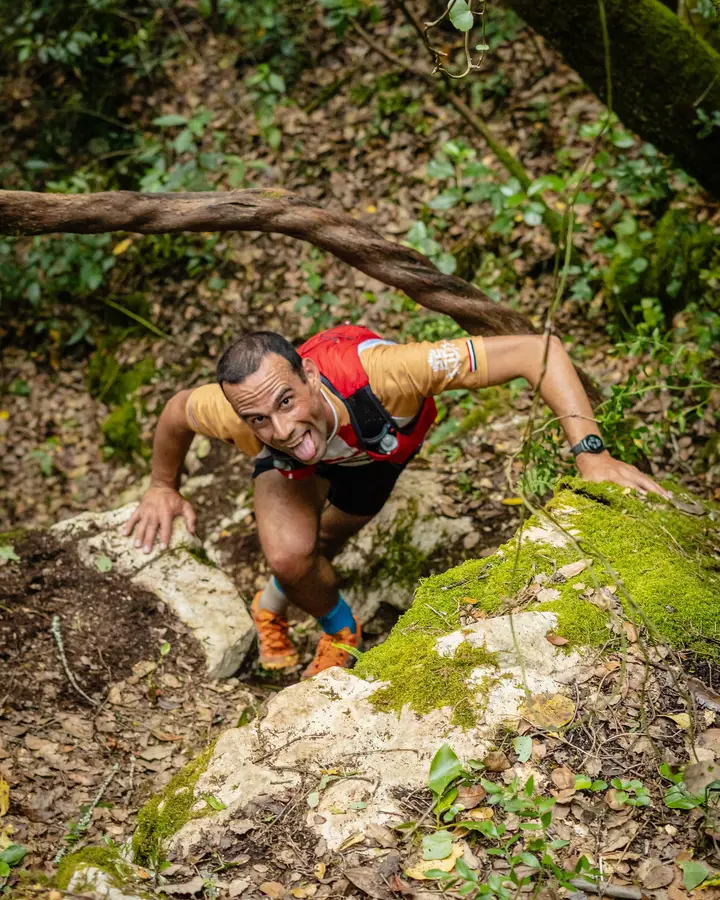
[571,434,606,457]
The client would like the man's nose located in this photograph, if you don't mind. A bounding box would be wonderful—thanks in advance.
[272,414,294,442]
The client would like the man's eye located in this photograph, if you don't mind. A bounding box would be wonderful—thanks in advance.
[280,396,292,407]
[253,416,266,426]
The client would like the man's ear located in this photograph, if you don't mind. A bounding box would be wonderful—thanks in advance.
[302,357,320,386]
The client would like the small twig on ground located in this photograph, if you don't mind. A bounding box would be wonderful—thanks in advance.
[51,614,99,707]
[570,878,642,899]
[53,763,120,865]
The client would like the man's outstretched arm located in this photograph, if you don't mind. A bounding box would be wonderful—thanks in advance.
[123,389,197,552]
[483,334,667,495]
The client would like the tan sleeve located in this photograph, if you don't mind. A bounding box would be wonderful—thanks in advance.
[362,337,489,418]
[185,384,263,457]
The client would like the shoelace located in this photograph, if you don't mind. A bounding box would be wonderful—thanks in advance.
[307,629,356,672]
[254,609,293,652]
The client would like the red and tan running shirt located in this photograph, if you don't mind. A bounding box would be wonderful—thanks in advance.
[185,336,489,467]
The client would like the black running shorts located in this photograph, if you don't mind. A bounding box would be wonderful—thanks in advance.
[252,456,409,517]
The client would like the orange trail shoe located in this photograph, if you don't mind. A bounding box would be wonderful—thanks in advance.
[302,619,362,680]
[251,592,300,670]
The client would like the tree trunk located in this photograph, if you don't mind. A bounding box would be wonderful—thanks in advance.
[504,0,720,197]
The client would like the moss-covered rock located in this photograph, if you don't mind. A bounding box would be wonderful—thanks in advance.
[355,478,719,721]
[56,845,129,891]
[132,742,216,866]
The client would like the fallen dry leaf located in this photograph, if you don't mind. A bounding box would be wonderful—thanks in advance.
[545,632,569,646]
[344,867,393,900]
[0,776,8,817]
[259,882,286,900]
[664,713,692,731]
[557,559,592,579]
[131,660,156,678]
[162,877,205,895]
[520,693,575,730]
[637,858,674,890]
[459,807,494,821]
[337,832,365,851]
[229,879,250,899]
[536,588,561,603]
[457,784,487,809]
[550,766,575,790]
[289,886,317,899]
[603,822,639,852]
[483,750,511,772]
[606,788,628,811]
[622,621,638,643]
[313,863,326,880]
[405,844,464,881]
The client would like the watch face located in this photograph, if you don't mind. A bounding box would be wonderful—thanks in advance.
[586,435,604,452]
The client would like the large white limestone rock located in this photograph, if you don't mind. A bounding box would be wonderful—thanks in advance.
[51,503,255,679]
[156,611,586,859]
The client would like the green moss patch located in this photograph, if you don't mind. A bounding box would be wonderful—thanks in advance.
[356,479,719,721]
[355,571,498,728]
[132,742,217,867]
[55,846,127,892]
[405,479,718,655]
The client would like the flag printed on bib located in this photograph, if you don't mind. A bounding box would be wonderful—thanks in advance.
[465,338,478,373]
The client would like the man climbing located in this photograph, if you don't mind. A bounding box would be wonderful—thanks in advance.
[124,323,666,678]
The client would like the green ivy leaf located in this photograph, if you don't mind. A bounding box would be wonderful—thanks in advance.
[95,554,113,573]
[422,830,453,860]
[680,860,710,891]
[513,736,532,763]
[427,158,456,180]
[204,795,226,811]
[428,189,462,210]
[429,744,463,797]
[0,844,27,867]
[527,175,565,196]
[448,0,474,32]
[0,545,20,563]
[153,114,188,127]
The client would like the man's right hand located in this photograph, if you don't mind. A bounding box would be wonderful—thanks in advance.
[123,485,196,553]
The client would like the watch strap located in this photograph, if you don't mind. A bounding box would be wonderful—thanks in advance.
[571,435,606,456]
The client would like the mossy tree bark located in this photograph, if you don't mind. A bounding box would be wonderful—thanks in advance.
[504,0,720,197]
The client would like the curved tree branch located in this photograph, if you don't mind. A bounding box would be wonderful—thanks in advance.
[0,187,600,401]
[0,187,530,335]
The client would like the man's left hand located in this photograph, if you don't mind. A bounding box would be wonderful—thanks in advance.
[576,452,670,498]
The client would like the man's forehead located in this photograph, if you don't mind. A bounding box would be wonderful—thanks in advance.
[224,355,300,408]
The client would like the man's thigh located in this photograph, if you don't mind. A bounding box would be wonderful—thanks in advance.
[317,461,406,559]
[253,469,329,562]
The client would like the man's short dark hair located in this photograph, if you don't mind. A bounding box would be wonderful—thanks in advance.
[216,331,304,385]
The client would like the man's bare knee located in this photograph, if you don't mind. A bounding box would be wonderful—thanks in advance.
[265,545,316,587]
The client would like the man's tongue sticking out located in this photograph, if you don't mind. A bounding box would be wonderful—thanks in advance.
[292,430,316,462]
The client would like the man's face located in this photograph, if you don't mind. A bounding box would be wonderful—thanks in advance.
[222,353,331,464]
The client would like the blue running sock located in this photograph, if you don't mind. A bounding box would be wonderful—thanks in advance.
[317,595,356,635]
